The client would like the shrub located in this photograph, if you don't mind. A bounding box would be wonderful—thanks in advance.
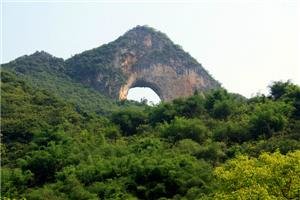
[160,117,209,144]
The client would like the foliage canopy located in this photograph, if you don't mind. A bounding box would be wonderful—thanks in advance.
[1,69,300,199]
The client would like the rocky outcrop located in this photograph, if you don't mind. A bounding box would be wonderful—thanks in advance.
[119,62,217,101]
[66,25,220,101]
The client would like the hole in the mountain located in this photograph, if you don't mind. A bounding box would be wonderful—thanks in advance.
[127,87,161,105]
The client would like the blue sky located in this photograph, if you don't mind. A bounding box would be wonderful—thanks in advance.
[2,0,299,102]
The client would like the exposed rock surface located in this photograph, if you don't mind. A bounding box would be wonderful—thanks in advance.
[66,25,221,101]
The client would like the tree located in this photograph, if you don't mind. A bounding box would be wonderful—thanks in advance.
[204,89,239,119]
[212,150,300,199]
[149,103,177,125]
[212,100,234,119]
[204,89,230,111]
[173,95,206,118]
[269,81,300,118]
[249,101,293,139]
[160,117,209,144]
[269,80,291,100]
[111,108,147,136]
[213,121,250,144]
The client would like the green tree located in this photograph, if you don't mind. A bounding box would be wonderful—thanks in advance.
[213,121,250,144]
[160,117,209,144]
[269,80,291,100]
[249,101,293,139]
[149,103,177,125]
[111,108,147,136]
[212,150,300,199]
[211,100,234,119]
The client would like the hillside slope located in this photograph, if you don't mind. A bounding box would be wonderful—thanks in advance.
[1,70,300,199]
[2,51,118,115]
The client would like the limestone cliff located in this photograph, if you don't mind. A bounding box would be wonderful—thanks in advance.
[66,25,221,101]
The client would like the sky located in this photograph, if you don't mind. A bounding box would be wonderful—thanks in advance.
[2,0,300,103]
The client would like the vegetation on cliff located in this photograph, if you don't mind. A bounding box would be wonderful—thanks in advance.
[1,68,300,199]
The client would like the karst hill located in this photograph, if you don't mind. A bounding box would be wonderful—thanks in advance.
[3,25,220,102]
[66,25,220,101]
[2,25,300,200]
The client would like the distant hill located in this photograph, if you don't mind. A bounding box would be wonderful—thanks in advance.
[2,51,118,115]
[2,25,220,110]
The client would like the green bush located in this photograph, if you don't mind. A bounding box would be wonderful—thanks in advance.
[111,108,148,136]
[213,121,250,144]
[249,101,293,139]
[160,117,209,144]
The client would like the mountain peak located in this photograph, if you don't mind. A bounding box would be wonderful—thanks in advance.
[31,51,55,58]
[127,25,158,34]
[4,26,220,102]
[116,25,171,47]
[10,51,62,64]
[66,26,220,101]
[4,51,64,74]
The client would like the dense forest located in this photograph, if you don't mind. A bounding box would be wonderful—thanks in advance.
[1,51,119,115]
[1,68,300,199]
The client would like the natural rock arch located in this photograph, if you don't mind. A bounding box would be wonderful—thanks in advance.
[120,78,163,101]
[118,63,218,102]
[65,26,220,101]
[122,79,163,101]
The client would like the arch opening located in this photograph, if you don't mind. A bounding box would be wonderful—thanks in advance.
[127,87,161,105]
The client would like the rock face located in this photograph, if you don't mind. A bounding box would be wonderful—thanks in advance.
[66,25,220,101]
[119,64,213,101]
